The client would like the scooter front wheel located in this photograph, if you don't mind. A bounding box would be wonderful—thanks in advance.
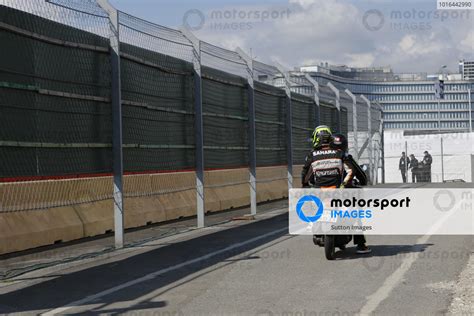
[324,235,336,260]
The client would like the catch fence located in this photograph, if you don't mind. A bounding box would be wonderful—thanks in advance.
[0,0,384,246]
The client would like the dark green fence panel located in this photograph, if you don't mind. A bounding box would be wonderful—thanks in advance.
[202,66,249,169]
[0,6,112,179]
[291,93,315,164]
[120,43,195,172]
[254,81,287,167]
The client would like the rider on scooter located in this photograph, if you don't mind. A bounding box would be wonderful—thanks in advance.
[301,125,372,254]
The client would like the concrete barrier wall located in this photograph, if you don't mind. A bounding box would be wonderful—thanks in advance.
[0,166,296,255]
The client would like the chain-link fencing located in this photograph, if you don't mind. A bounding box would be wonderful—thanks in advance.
[0,0,384,245]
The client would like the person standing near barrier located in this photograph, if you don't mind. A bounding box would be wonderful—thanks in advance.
[399,152,410,183]
[422,151,433,182]
[409,154,419,183]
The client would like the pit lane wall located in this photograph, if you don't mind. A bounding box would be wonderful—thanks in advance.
[0,165,302,255]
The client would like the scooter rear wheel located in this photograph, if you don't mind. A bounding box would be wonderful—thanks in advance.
[324,235,336,260]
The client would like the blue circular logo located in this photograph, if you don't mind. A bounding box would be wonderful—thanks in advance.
[296,195,324,222]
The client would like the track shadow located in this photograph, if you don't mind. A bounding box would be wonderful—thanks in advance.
[88,300,168,315]
[0,213,288,314]
[333,243,433,260]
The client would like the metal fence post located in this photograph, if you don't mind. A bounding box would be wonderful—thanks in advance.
[441,137,445,183]
[236,47,257,215]
[345,89,358,161]
[374,101,385,183]
[327,82,341,132]
[405,141,408,183]
[372,139,378,184]
[378,106,384,184]
[469,88,472,133]
[181,27,205,228]
[275,65,293,189]
[97,0,123,249]
[380,116,385,184]
[361,95,373,184]
[305,74,320,127]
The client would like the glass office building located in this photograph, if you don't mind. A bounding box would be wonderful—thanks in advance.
[459,60,474,81]
[285,65,474,131]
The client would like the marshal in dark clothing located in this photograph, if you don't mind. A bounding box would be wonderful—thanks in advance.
[420,151,433,182]
[399,152,410,183]
[409,154,419,183]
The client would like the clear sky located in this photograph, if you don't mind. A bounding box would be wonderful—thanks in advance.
[109,0,473,74]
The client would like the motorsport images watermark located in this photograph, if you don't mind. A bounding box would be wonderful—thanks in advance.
[183,7,291,31]
[362,8,471,31]
[289,188,473,235]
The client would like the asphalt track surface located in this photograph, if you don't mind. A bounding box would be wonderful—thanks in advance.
[0,184,472,315]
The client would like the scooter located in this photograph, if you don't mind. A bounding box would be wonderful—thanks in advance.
[313,166,368,260]
[314,234,352,260]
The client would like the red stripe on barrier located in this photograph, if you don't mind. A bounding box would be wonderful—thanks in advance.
[0,164,290,183]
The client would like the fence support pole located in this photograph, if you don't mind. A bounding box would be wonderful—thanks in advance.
[97,0,123,249]
[305,74,320,127]
[405,141,408,183]
[361,95,373,184]
[345,89,358,161]
[377,105,384,184]
[97,0,124,248]
[327,82,341,133]
[469,88,472,133]
[441,137,445,183]
[276,65,293,189]
[181,27,205,227]
[236,47,257,215]
[286,89,293,189]
[372,137,377,184]
[381,115,385,184]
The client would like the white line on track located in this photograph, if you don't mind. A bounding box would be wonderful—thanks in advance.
[41,226,288,315]
[359,198,465,315]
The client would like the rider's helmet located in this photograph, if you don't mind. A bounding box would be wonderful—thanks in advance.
[311,125,332,148]
[331,133,348,152]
